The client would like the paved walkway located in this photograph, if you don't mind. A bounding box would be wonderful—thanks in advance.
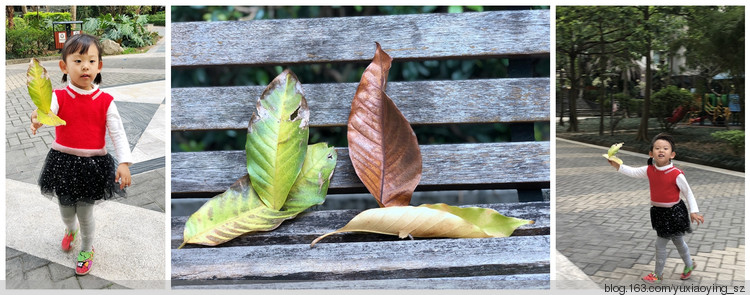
[556,138,744,288]
[5,28,166,289]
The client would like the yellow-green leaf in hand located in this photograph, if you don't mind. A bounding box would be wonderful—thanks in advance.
[27,58,65,126]
[180,143,336,248]
[246,69,309,210]
[310,204,533,247]
[602,142,624,165]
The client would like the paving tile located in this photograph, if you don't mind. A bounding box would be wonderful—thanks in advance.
[48,261,76,282]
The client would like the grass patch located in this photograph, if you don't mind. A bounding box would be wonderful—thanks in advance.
[557,117,744,172]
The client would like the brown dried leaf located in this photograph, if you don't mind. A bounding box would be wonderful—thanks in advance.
[347,42,422,207]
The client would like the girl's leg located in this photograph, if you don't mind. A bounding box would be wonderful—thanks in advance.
[77,204,95,252]
[59,204,77,232]
[654,236,669,278]
[671,235,693,268]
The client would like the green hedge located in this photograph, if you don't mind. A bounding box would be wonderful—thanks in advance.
[148,12,166,26]
[711,130,744,155]
[23,12,72,28]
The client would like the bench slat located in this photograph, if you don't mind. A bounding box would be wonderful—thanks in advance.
[171,78,549,131]
[171,142,550,195]
[172,10,550,67]
[172,202,550,249]
[172,235,550,281]
[172,274,550,289]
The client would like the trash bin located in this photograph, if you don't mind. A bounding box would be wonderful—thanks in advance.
[52,21,84,50]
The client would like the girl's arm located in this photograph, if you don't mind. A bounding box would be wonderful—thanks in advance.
[678,174,704,224]
[615,164,648,179]
[106,101,133,189]
[106,101,133,164]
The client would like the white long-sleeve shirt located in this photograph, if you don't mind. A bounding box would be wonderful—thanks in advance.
[618,163,699,213]
[50,83,133,165]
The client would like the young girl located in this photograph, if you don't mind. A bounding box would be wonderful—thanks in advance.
[30,33,132,276]
[608,133,704,283]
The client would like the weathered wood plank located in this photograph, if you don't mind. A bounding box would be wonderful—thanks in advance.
[172,10,550,67]
[171,274,550,289]
[171,142,550,195]
[171,235,550,281]
[171,78,549,131]
[172,202,549,249]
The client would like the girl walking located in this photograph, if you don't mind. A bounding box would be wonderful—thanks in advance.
[607,133,704,283]
[30,33,132,275]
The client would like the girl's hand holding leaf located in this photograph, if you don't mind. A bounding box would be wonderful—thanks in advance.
[30,109,43,135]
[27,58,66,128]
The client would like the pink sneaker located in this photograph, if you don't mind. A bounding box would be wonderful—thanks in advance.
[642,272,661,283]
[76,247,95,275]
[61,228,78,252]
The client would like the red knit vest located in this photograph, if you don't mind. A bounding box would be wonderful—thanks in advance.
[54,86,113,149]
[647,165,683,203]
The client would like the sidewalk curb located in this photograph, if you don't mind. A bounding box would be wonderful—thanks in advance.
[556,137,745,177]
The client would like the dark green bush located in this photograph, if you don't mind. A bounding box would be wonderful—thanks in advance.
[651,86,695,131]
[711,130,744,155]
[6,26,50,59]
[148,12,166,26]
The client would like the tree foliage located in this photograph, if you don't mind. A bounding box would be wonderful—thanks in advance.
[557,6,743,140]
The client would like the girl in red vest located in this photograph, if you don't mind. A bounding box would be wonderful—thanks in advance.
[608,133,704,283]
[30,34,132,276]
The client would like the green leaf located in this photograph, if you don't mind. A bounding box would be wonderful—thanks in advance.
[27,58,65,126]
[246,70,310,210]
[607,142,624,157]
[310,204,534,247]
[180,143,337,248]
[602,142,624,164]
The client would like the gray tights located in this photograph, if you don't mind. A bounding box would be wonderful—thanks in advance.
[59,204,95,251]
[655,235,692,277]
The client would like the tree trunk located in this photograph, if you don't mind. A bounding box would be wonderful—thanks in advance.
[598,28,607,136]
[7,6,14,29]
[71,6,76,21]
[636,9,653,142]
[567,52,579,132]
[623,69,629,117]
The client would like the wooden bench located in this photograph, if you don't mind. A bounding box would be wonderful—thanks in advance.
[171,9,550,289]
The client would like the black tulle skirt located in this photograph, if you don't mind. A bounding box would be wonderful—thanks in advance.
[38,149,125,206]
[650,200,692,238]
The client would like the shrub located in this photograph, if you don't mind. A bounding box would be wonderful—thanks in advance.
[148,12,166,26]
[23,12,72,29]
[6,26,50,59]
[84,14,156,49]
[711,130,745,155]
[650,86,694,132]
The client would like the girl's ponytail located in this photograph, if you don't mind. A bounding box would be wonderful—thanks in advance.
[647,157,653,166]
